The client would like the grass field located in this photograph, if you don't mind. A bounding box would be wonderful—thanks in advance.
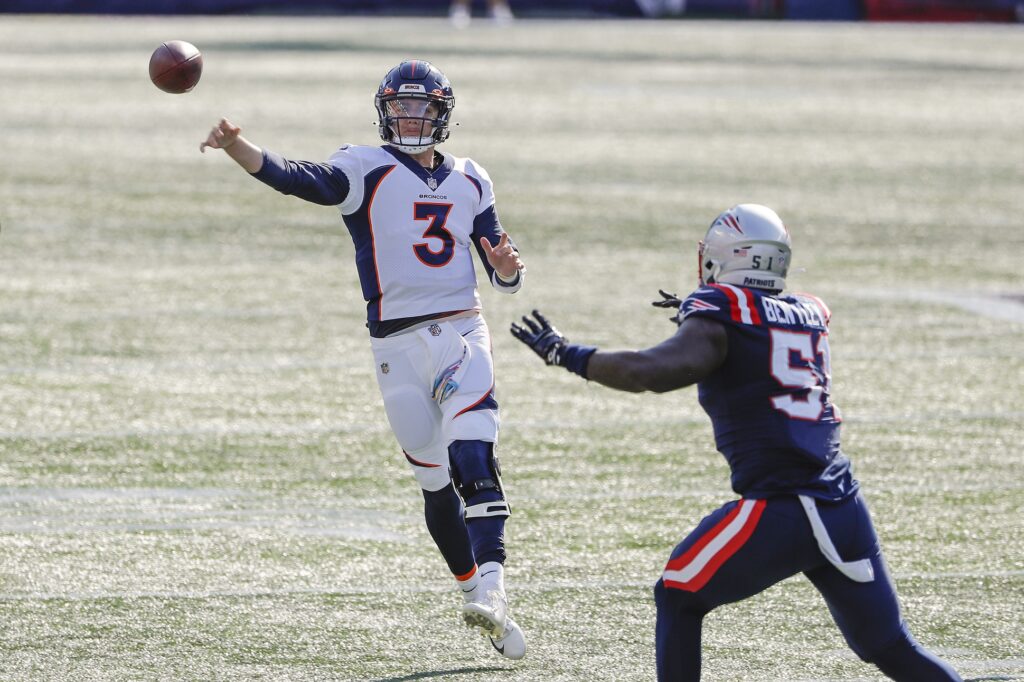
[1,13,1022,682]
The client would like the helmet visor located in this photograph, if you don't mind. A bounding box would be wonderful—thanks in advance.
[384,97,441,147]
[385,97,439,119]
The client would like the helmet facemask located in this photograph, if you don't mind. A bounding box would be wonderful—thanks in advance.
[375,92,453,154]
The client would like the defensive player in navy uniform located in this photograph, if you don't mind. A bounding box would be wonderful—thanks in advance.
[200,60,526,659]
[511,204,961,680]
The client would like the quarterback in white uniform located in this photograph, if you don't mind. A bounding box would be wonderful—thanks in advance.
[201,59,526,659]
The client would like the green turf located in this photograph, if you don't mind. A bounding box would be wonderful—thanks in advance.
[1,14,1022,682]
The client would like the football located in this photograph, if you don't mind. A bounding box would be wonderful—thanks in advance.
[149,40,203,94]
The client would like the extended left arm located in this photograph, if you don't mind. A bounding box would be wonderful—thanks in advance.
[510,310,727,393]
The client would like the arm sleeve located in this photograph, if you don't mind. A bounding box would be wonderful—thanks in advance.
[471,205,523,294]
[251,149,350,206]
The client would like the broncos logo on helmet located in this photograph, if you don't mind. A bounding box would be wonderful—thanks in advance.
[374,60,455,155]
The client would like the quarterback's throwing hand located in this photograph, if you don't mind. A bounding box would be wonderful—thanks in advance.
[510,310,567,366]
[200,118,241,153]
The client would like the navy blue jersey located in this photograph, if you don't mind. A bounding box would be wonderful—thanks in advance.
[680,283,856,501]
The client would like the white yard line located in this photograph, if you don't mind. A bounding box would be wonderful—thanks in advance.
[0,421,391,439]
[4,410,1022,440]
[853,288,1024,324]
[1,572,1021,602]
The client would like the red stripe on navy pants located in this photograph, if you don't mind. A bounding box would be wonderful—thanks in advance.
[662,499,767,592]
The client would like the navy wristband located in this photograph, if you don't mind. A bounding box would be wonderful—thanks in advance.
[561,344,598,379]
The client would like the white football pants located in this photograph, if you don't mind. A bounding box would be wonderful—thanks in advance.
[370,314,499,492]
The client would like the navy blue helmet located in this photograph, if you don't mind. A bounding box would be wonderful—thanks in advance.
[374,60,455,154]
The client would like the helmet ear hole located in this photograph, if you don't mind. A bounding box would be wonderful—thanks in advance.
[702,260,718,284]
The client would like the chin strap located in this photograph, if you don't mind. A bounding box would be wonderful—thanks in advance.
[391,143,434,155]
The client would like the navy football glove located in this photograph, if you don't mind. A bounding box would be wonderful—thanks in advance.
[510,310,567,366]
[652,288,684,324]
[510,311,598,378]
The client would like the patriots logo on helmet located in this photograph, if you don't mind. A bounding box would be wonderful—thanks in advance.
[717,212,745,234]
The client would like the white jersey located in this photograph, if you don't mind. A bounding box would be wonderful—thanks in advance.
[327,144,517,330]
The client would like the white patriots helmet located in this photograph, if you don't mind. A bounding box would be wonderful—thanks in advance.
[698,204,792,292]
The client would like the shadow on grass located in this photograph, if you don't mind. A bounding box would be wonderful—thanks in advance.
[371,667,508,682]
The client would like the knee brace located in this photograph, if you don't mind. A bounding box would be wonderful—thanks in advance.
[448,440,510,520]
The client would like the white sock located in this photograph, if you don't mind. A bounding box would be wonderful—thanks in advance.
[479,561,505,596]
[457,566,480,602]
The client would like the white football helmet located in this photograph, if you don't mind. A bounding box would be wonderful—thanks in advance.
[698,204,792,292]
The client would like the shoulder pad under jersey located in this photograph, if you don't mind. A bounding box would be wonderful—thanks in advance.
[681,284,764,326]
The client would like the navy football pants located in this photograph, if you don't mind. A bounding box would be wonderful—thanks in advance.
[654,492,961,681]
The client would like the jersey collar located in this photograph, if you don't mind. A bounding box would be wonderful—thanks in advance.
[383,146,454,190]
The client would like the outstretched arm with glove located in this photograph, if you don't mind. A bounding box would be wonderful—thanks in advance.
[510,303,727,394]
[651,289,685,324]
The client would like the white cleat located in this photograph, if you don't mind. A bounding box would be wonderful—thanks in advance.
[462,589,507,638]
[489,615,526,660]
